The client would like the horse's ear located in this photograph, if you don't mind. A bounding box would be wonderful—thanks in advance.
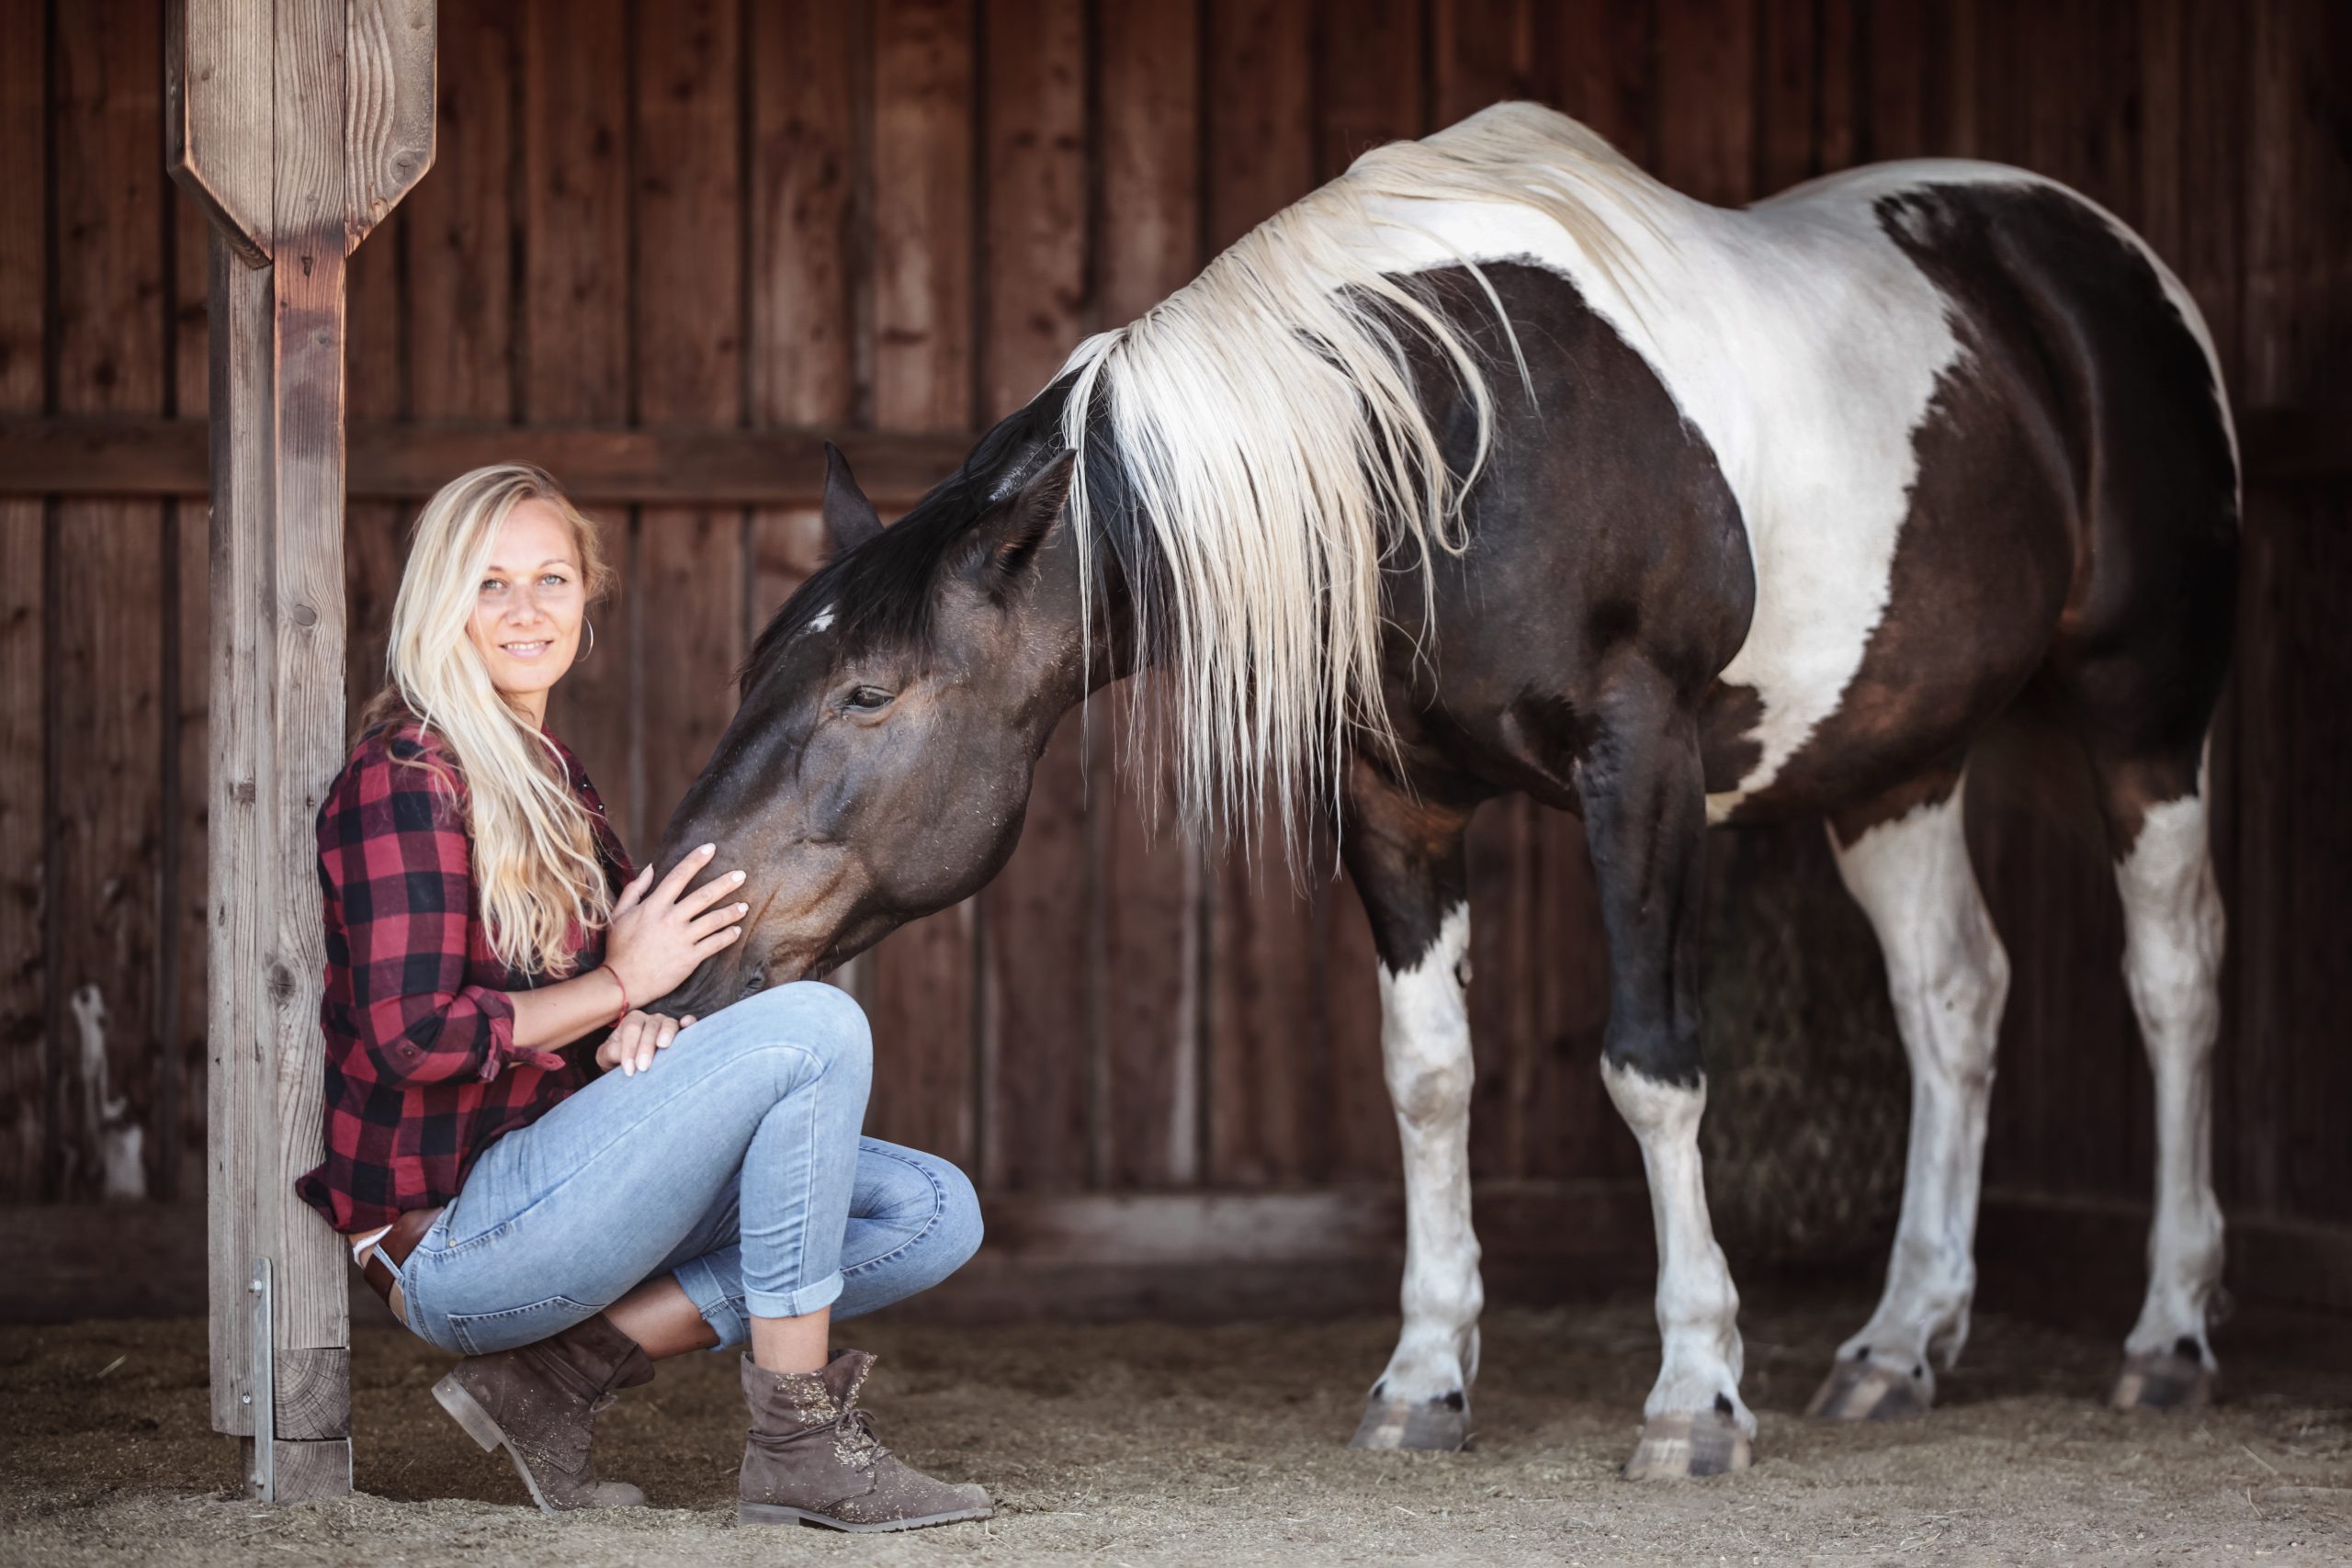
[984,453,1075,581]
[822,442,885,556]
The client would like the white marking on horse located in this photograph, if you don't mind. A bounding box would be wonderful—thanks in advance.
[1353,172,1963,820]
[805,605,835,636]
[1827,776,2008,1391]
[1368,904,1483,1411]
[2115,762,2225,1361]
[1354,153,2237,829]
[1600,1059,1751,1433]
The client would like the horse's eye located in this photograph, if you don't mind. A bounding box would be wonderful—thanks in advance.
[842,685,895,713]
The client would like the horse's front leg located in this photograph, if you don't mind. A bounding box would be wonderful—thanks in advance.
[1339,762,1482,1452]
[1577,667,1753,1480]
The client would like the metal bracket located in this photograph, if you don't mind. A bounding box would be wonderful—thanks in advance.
[248,1257,274,1501]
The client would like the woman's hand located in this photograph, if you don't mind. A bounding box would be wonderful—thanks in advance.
[603,842,750,1005]
[597,1009,698,1077]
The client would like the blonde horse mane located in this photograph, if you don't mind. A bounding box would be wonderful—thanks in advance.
[1055,102,1667,851]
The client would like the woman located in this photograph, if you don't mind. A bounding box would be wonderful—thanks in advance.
[295,465,989,1532]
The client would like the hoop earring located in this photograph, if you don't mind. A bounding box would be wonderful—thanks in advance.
[580,617,595,662]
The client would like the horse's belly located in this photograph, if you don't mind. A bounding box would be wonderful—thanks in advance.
[1700,348,2077,823]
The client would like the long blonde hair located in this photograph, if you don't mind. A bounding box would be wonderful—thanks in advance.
[358,465,617,977]
[1055,103,1663,845]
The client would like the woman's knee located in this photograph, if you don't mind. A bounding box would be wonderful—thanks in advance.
[933,1156,984,1269]
[694,981,872,1088]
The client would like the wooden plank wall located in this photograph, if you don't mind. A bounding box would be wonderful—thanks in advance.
[1,2,2346,1258]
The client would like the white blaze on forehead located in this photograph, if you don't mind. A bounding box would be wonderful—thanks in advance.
[1368,903,1483,1408]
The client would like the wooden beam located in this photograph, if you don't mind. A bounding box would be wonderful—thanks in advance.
[0,415,978,507]
[5,404,2344,505]
[167,0,435,1506]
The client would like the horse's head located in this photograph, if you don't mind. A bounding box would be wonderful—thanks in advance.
[646,400,1112,1015]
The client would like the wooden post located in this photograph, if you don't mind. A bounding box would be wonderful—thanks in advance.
[165,0,435,1503]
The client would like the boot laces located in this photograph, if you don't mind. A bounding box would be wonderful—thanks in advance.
[833,1406,890,1469]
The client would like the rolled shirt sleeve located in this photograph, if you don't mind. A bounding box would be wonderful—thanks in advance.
[321,747,565,1086]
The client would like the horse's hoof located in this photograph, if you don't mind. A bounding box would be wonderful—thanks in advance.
[1805,1357,1930,1422]
[1622,1409,1752,1481]
[2110,1348,2212,1412]
[1348,1393,1470,1451]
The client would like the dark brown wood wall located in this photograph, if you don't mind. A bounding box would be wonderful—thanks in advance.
[2,2,2346,1252]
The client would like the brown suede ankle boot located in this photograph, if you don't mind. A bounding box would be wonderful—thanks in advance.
[737,1349,991,1532]
[431,1314,654,1511]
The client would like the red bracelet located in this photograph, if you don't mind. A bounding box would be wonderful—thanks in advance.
[608,967,630,1028]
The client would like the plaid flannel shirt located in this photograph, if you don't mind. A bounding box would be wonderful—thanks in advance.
[294,719,632,1234]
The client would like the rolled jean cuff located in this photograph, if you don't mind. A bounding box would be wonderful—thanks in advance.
[746,1270,843,1323]
[671,1258,750,1351]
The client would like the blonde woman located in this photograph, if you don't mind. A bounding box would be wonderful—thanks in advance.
[296,466,989,1531]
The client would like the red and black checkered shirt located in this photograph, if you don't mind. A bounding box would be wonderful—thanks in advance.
[295,718,633,1234]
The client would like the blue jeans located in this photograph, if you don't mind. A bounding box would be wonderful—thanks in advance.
[392,982,983,1357]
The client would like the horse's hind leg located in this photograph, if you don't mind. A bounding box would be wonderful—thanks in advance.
[1810,763,2008,1421]
[1579,667,1752,1480]
[2098,744,2226,1410]
[1338,762,1482,1451]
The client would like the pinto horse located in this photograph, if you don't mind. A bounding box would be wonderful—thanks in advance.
[650,105,2235,1478]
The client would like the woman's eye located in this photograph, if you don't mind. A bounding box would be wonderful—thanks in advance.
[480,580,504,594]
[843,686,895,713]
[540,573,569,588]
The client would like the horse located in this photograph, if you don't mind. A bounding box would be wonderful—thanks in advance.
[648,103,2236,1479]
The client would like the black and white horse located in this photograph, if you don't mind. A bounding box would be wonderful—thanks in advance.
[651,105,2235,1478]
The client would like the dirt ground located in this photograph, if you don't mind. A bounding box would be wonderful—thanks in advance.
[4,1288,2348,1567]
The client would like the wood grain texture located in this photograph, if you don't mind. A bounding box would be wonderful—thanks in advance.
[261,1436,353,1503]
[0,0,42,1201]
[166,0,276,262]
[525,0,639,841]
[1545,0,1655,159]
[273,1345,352,1439]
[632,0,745,854]
[2235,0,2352,1222]
[0,506,37,1200]
[1430,0,1537,129]
[744,0,861,865]
[175,0,433,1462]
[861,0,979,1170]
[1862,0,1927,163]
[750,0,861,434]
[344,0,435,243]
[204,236,267,1438]
[1754,0,1817,192]
[341,187,404,728]
[1654,0,1754,204]
[263,0,357,1389]
[10,401,2345,505]
[872,0,976,430]
[406,4,514,424]
[52,2,165,1201]
[1096,0,1206,1188]
[978,0,1092,1190]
